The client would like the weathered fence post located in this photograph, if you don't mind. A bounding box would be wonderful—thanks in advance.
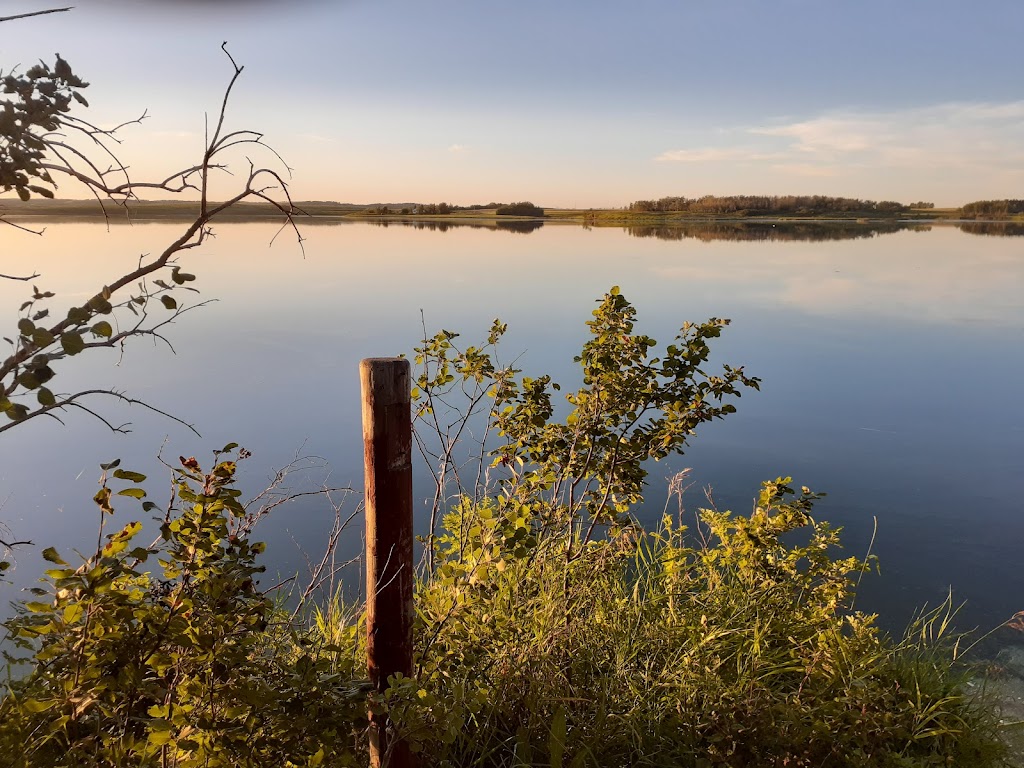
[361,358,415,768]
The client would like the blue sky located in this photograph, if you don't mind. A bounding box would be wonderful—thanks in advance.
[4,0,1023,206]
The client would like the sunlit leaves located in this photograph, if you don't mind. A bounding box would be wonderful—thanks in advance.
[0,444,369,764]
[41,547,66,565]
[113,469,146,483]
[90,320,112,338]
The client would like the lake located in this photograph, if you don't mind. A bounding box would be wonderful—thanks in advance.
[1,218,1022,639]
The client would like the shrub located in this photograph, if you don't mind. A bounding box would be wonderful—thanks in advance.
[397,480,1003,767]
[392,288,1003,767]
[1,290,1005,767]
[0,452,368,768]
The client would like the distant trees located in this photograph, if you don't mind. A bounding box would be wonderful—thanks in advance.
[358,202,544,217]
[628,195,910,216]
[495,201,544,217]
[874,200,905,213]
[961,199,1024,219]
[417,202,454,215]
[909,201,935,209]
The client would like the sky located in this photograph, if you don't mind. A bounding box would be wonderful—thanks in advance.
[3,0,1023,207]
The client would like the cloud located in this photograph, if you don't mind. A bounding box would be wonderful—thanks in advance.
[750,101,1024,169]
[448,144,467,153]
[751,117,882,154]
[655,147,747,163]
[651,100,1024,200]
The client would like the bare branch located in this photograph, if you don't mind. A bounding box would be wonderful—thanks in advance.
[0,267,42,280]
[0,7,72,23]
[0,538,34,548]
[0,389,200,436]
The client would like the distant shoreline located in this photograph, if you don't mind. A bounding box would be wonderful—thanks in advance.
[2,199,1021,224]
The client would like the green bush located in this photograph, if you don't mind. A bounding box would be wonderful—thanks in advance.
[1,289,1004,767]
[393,288,1003,767]
[0,453,368,768]
[397,481,1002,767]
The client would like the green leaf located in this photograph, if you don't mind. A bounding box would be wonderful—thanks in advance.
[86,295,113,314]
[100,459,121,470]
[91,320,113,338]
[37,387,56,407]
[66,306,90,325]
[160,295,177,310]
[31,328,54,347]
[21,698,57,713]
[60,331,85,356]
[113,469,147,483]
[41,546,66,565]
[63,604,83,624]
[17,371,41,390]
[117,488,147,499]
[17,318,34,336]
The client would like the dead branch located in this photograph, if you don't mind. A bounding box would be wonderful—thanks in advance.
[0,8,72,23]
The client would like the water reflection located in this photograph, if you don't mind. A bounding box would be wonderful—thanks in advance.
[1,220,1022,637]
[957,222,1024,237]
[356,218,545,234]
[623,221,928,242]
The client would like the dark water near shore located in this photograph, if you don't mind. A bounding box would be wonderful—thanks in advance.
[1,219,1022,641]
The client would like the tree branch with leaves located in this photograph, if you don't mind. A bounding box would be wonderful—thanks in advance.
[1,11,302,573]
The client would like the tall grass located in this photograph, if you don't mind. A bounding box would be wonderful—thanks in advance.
[369,478,1005,767]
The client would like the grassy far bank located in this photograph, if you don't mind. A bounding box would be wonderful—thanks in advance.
[4,197,1024,223]
[0,290,1012,767]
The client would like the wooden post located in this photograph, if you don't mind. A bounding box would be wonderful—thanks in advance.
[361,358,415,768]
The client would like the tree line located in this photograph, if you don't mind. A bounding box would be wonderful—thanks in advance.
[360,201,544,216]
[629,195,914,215]
[960,199,1024,218]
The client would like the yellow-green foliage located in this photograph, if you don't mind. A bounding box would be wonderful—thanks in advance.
[0,453,368,768]
[393,290,1002,767]
[395,480,1002,767]
[0,290,1005,767]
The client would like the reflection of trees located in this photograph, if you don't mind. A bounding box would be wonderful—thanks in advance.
[495,220,544,234]
[629,194,910,215]
[360,219,543,235]
[625,222,922,243]
[957,222,1024,237]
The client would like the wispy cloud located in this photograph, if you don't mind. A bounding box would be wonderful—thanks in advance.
[651,100,1024,200]
[749,101,1024,169]
[448,143,467,153]
[655,147,747,163]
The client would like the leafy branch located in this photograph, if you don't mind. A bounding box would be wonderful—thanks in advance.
[1,42,302,436]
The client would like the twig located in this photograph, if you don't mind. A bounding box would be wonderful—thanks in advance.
[0,7,72,23]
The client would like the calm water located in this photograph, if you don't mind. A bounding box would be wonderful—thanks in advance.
[1,219,1022,637]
